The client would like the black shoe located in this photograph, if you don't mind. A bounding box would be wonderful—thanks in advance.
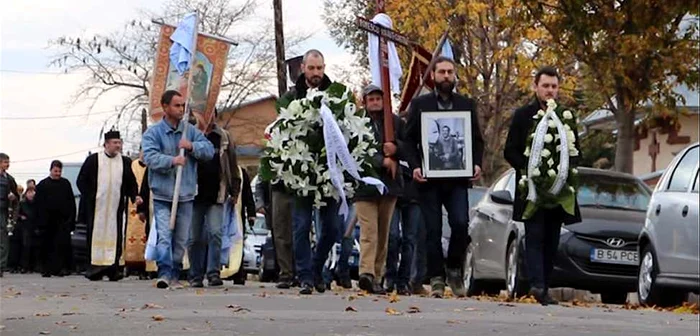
[299,283,313,295]
[42,273,51,278]
[358,273,374,293]
[372,282,386,295]
[313,273,326,293]
[208,275,223,287]
[108,273,123,282]
[336,277,353,289]
[190,279,204,288]
[396,284,412,296]
[276,278,293,289]
[529,287,558,306]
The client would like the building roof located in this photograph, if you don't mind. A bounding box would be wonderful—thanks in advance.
[219,95,278,114]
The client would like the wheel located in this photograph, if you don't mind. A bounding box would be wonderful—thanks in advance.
[638,245,687,307]
[258,255,275,283]
[505,240,529,299]
[464,243,500,296]
[600,291,628,304]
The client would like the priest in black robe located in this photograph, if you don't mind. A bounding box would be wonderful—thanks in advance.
[77,130,141,281]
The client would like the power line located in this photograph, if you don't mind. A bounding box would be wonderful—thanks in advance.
[0,69,76,75]
[1,110,120,120]
[11,148,99,164]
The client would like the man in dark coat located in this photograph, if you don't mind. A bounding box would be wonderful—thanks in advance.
[35,160,76,277]
[504,66,582,305]
[77,130,140,281]
[0,153,20,277]
[404,56,484,298]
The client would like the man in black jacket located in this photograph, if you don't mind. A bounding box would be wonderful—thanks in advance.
[0,153,20,277]
[504,66,582,305]
[279,49,335,294]
[404,56,484,298]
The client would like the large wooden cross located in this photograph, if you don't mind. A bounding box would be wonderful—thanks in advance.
[356,2,411,144]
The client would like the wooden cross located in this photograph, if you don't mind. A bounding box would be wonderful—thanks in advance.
[649,130,661,172]
[356,5,411,144]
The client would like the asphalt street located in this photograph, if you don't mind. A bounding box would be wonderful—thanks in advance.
[0,275,698,336]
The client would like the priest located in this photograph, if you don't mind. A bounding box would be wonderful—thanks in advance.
[77,130,141,281]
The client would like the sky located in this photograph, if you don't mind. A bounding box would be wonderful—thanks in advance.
[0,0,353,185]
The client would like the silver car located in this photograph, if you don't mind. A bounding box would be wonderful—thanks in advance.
[638,142,699,307]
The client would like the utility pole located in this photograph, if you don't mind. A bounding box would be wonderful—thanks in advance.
[273,0,287,96]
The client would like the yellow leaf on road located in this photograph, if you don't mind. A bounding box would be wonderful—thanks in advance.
[385,307,402,316]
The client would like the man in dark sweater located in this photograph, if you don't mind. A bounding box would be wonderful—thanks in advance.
[188,116,241,288]
[0,153,20,277]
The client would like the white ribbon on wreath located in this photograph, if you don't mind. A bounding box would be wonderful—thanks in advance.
[526,107,570,202]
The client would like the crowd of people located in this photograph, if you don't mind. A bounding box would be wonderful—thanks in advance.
[0,48,581,306]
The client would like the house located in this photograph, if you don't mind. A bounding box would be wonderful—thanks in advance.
[216,95,278,172]
[581,83,699,177]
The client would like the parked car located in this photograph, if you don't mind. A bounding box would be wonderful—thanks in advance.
[466,167,651,304]
[242,214,269,274]
[637,142,699,307]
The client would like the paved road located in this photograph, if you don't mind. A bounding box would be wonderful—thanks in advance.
[0,275,697,336]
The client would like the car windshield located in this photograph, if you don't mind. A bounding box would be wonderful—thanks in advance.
[468,188,487,206]
[577,176,651,211]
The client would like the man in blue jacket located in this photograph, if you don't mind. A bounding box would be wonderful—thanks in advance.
[142,90,215,289]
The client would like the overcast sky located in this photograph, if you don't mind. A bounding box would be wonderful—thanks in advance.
[0,0,351,184]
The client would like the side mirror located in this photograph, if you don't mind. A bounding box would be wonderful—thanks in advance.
[490,190,513,205]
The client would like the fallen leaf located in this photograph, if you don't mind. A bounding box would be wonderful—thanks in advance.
[357,291,369,297]
[345,306,358,312]
[226,305,251,313]
[34,312,51,317]
[385,307,402,316]
[195,289,204,295]
[39,331,51,335]
[259,285,266,289]
[388,291,400,303]
[517,296,538,304]
[347,295,356,301]
[61,312,76,316]
[406,306,421,314]
[372,298,379,302]
[142,303,163,309]
[151,315,165,321]
[446,320,459,324]
[464,307,479,311]
[498,303,516,307]
[70,326,78,330]
[256,292,269,298]
[572,300,590,307]
[5,317,25,321]
[672,303,699,315]
[453,309,462,312]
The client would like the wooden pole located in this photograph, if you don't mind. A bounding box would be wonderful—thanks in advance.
[169,12,199,230]
[273,0,287,96]
[413,28,450,101]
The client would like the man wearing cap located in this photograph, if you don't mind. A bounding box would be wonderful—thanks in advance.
[355,84,407,294]
[77,129,141,281]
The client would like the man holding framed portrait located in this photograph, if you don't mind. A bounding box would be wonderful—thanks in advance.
[403,56,484,298]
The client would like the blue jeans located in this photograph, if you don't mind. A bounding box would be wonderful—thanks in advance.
[153,200,194,281]
[321,204,355,283]
[188,202,223,281]
[385,202,421,288]
[420,183,470,279]
[293,197,341,285]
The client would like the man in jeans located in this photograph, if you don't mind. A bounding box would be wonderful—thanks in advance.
[142,90,215,289]
[188,112,241,288]
[385,161,422,295]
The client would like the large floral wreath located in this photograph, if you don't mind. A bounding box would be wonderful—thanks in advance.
[518,99,580,219]
[258,83,381,208]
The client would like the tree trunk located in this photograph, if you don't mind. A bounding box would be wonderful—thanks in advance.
[613,100,635,174]
[273,0,287,97]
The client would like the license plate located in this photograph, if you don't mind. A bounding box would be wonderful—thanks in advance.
[590,249,638,265]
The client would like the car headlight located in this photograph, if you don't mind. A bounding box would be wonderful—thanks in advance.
[560,226,570,235]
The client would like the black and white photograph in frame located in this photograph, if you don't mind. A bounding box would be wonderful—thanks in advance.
[420,111,473,178]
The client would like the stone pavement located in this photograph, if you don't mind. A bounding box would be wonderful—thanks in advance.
[0,275,697,336]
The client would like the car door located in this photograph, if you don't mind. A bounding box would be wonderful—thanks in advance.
[654,146,699,274]
[477,171,515,278]
[677,167,700,276]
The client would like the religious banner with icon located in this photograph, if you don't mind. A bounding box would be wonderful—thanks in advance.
[148,23,231,132]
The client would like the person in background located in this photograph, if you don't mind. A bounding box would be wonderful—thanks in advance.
[7,184,25,273]
[0,153,19,277]
[35,160,76,278]
[18,187,38,273]
[26,179,36,191]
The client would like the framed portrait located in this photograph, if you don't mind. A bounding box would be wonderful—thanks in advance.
[420,111,473,178]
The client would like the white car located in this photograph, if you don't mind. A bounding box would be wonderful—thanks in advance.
[242,214,269,274]
[638,142,699,307]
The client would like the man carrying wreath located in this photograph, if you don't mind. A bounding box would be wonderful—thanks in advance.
[504,66,582,306]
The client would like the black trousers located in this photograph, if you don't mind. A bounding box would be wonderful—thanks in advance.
[21,225,39,271]
[40,220,72,275]
[524,207,563,291]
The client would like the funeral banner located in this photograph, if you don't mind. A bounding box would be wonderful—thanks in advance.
[398,45,435,113]
[149,24,231,132]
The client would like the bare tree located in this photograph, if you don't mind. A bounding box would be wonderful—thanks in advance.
[49,0,310,152]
